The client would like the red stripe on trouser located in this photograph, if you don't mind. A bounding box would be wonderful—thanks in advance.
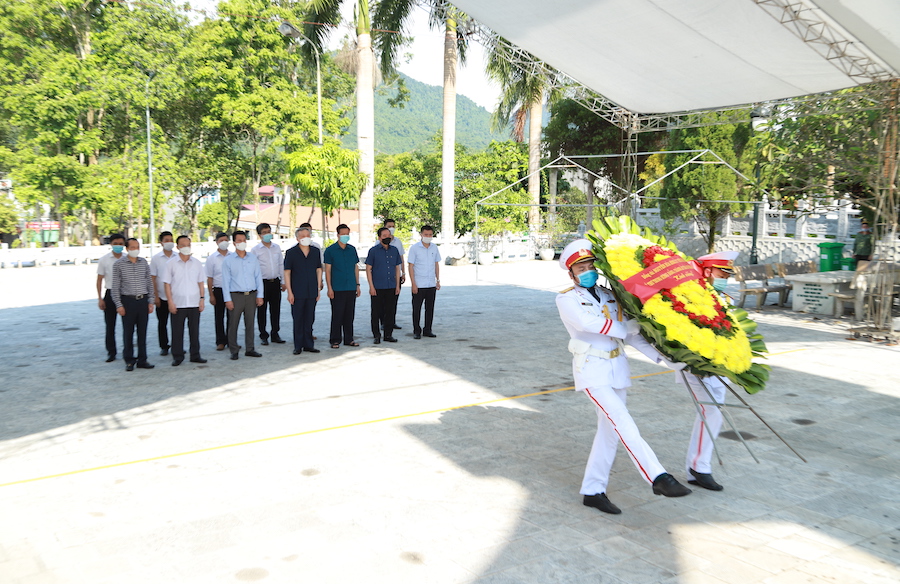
[584,387,653,483]
[692,404,706,470]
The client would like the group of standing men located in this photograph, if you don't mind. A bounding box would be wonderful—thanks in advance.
[97,219,444,368]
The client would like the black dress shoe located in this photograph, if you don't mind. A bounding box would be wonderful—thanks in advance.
[292,349,302,355]
[106,355,116,363]
[304,347,320,353]
[384,337,398,343]
[583,493,622,514]
[261,339,269,346]
[172,358,183,366]
[423,332,436,338]
[652,473,692,497]
[160,348,169,356]
[414,333,422,339]
[688,468,724,491]
[271,336,286,344]
[373,338,381,344]
[190,357,208,363]
[230,352,239,360]
[245,351,262,357]
[126,363,135,371]
[393,324,402,330]
[136,362,155,369]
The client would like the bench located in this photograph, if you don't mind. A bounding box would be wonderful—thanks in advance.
[733,264,790,310]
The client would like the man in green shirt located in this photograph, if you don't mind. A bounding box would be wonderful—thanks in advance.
[853,221,873,262]
[324,224,361,348]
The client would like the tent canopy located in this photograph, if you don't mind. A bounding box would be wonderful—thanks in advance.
[452,0,900,114]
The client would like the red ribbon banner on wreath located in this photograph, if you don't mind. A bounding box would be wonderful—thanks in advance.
[619,256,703,303]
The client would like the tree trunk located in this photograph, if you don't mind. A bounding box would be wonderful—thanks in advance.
[586,176,595,227]
[527,99,542,229]
[357,31,376,246]
[441,17,458,241]
[549,168,558,224]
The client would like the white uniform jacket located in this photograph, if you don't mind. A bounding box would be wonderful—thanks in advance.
[556,285,664,391]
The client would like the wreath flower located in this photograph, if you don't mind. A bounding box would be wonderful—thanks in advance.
[589,215,770,394]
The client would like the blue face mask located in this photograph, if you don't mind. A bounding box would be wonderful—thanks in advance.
[577,270,599,288]
[112,245,124,254]
[713,278,728,292]
[262,233,273,243]
[339,234,350,244]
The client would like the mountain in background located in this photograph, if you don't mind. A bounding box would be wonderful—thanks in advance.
[341,73,503,155]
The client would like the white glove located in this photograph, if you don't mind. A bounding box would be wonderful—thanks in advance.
[659,355,687,371]
[625,319,641,335]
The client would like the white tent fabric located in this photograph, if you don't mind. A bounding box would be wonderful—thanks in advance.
[451,0,900,114]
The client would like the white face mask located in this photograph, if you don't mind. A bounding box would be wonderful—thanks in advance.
[388,227,396,235]
[235,242,247,251]
[421,236,433,244]
[299,237,312,246]
[162,241,175,251]
[218,241,230,251]
[179,246,192,256]
[127,248,140,258]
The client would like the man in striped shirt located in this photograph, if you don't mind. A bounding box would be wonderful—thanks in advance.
[112,238,156,371]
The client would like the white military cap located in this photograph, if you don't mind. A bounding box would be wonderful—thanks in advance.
[695,250,739,274]
[559,239,596,271]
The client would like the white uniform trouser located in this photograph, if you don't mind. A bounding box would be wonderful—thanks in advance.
[683,374,726,475]
[580,385,666,495]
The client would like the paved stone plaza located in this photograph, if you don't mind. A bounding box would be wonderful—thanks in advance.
[1,259,898,584]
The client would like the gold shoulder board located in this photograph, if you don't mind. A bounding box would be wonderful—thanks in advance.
[560,286,574,293]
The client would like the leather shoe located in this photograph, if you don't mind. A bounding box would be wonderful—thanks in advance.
[414,333,422,339]
[393,324,402,330]
[688,468,724,491]
[384,337,398,343]
[652,473,692,497]
[106,355,116,363]
[230,352,239,360]
[373,338,381,344]
[261,339,269,346]
[136,362,155,369]
[245,351,262,357]
[160,348,169,356]
[423,332,436,338]
[216,344,225,351]
[190,357,207,363]
[172,358,183,366]
[271,336,286,344]
[304,347,320,353]
[125,362,135,371]
[292,349,302,355]
[583,493,621,514]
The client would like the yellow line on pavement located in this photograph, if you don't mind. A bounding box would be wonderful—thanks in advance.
[0,348,806,488]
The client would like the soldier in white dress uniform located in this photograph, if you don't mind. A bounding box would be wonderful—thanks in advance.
[678,250,740,492]
[555,240,692,515]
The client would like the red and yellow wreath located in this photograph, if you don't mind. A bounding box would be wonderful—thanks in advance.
[589,216,769,393]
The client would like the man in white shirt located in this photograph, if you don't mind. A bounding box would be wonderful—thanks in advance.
[150,231,177,356]
[251,222,286,345]
[96,233,126,362]
[163,235,207,366]
[206,232,232,351]
[383,218,405,330]
[407,225,441,339]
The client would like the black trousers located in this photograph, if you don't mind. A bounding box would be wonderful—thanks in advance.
[212,287,231,346]
[258,279,282,339]
[104,290,119,358]
[371,288,397,339]
[380,280,401,329]
[121,295,150,365]
[412,287,437,334]
[156,298,170,350]
[291,297,317,351]
[329,290,357,345]
[171,307,201,361]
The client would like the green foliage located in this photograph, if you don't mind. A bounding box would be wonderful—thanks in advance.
[0,196,18,235]
[197,201,230,234]
[286,141,365,215]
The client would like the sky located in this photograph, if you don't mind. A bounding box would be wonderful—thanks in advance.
[186,1,501,111]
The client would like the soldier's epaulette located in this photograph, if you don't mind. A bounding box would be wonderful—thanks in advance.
[560,286,574,293]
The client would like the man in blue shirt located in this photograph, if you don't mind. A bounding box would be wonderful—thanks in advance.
[284,226,323,354]
[365,227,402,344]
[324,223,361,349]
[222,231,265,360]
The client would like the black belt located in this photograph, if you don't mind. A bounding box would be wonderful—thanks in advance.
[122,294,148,300]
[263,278,280,282]
[231,290,257,295]
[213,286,222,290]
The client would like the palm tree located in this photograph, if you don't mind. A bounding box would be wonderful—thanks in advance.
[486,41,556,229]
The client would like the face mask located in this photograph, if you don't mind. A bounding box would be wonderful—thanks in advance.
[713,278,728,292]
[218,241,229,251]
[162,241,175,251]
[382,237,392,245]
[235,242,247,251]
[262,233,273,243]
[127,248,140,258]
[299,237,312,246]
[577,270,599,288]
[179,246,192,256]
[339,234,350,244]
[387,227,396,235]
[421,236,433,244]
[112,245,124,254]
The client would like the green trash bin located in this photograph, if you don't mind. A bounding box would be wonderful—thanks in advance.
[817,241,845,271]
[840,257,856,271]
